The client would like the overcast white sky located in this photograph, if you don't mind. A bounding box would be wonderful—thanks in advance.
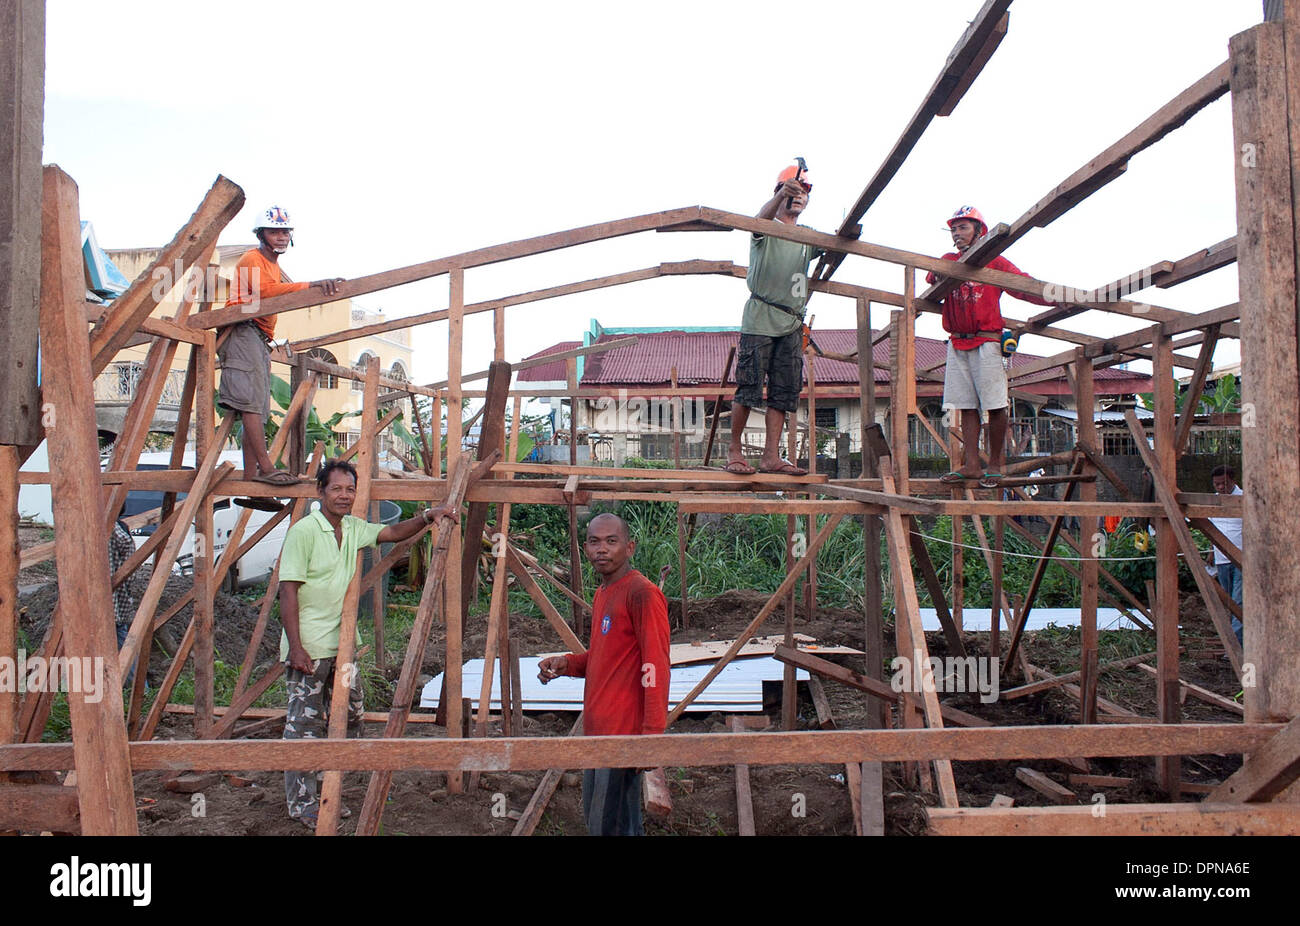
[44,0,1261,384]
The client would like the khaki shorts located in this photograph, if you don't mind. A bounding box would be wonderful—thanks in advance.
[217,322,271,419]
[942,340,1007,414]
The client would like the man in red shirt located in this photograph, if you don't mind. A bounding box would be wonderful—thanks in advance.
[929,205,1053,487]
[219,205,343,500]
[537,512,671,835]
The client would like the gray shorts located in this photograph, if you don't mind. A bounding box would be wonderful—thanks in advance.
[218,322,271,419]
[942,340,1007,414]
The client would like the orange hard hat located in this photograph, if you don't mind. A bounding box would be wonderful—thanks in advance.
[947,205,987,236]
[775,162,812,192]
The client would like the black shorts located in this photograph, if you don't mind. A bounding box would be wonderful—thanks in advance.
[733,330,803,413]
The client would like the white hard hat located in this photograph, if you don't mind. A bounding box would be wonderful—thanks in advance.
[253,205,293,233]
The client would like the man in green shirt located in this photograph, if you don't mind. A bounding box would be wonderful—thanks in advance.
[279,458,456,826]
[726,163,823,476]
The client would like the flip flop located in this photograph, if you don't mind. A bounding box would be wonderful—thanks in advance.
[235,497,286,513]
[978,472,1003,488]
[723,461,758,476]
[759,461,808,476]
[252,470,299,486]
[938,471,968,485]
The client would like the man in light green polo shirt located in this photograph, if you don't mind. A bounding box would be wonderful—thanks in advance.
[726,162,824,477]
[279,457,456,826]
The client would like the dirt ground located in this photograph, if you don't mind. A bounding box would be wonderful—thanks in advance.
[17,558,1245,836]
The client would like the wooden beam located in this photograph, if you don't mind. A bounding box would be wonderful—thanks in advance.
[905,516,966,658]
[189,206,712,330]
[1135,664,1244,717]
[1153,237,1238,288]
[730,715,756,835]
[1207,713,1300,802]
[0,448,18,752]
[926,802,1300,836]
[90,176,243,373]
[1009,302,1240,381]
[0,723,1281,774]
[0,783,79,833]
[315,355,380,835]
[1125,409,1242,676]
[505,547,584,653]
[459,363,511,627]
[1002,652,1156,700]
[410,337,636,399]
[511,714,582,836]
[1173,324,1221,457]
[1015,767,1077,804]
[665,515,844,724]
[820,0,1014,277]
[356,451,482,836]
[1236,14,1300,724]
[37,166,137,834]
[923,61,1229,305]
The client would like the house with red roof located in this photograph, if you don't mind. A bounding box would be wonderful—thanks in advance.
[517,320,1152,465]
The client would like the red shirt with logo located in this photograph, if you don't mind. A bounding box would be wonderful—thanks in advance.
[562,569,671,737]
[926,253,1052,351]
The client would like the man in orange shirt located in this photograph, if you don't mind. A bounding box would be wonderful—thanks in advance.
[220,206,343,495]
[537,513,671,835]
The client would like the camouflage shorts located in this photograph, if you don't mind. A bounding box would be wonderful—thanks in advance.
[733,330,804,414]
[284,656,364,822]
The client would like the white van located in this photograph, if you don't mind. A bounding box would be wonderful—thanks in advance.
[126,450,292,589]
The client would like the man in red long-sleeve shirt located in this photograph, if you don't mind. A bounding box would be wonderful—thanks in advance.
[538,512,671,835]
[928,205,1054,487]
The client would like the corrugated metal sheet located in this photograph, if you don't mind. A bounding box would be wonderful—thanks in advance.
[919,607,1143,632]
[420,656,808,713]
[518,341,581,382]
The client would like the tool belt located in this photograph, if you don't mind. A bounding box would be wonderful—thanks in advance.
[949,330,1001,340]
[755,295,805,321]
[242,319,273,347]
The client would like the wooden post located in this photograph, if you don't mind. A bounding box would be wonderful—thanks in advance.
[949,433,964,632]
[459,361,511,626]
[191,331,217,735]
[495,399,523,734]
[1232,16,1300,729]
[432,393,443,477]
[566,356,584,636]
[1074,351,1099,724]
[855,298,886,730]
[493,305,505,362]
[805,348,818,626]
[1151,329,1181,794]
[783,397,799,731]
[445,268,466,792]
[889,311,910,494]
[670,366,681,468]
[355,450,480,834]
[677,508,688,629]
[38,166,137,834]
[316,355,379,834]
[0,447,19,748]
[0,0,44,447]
